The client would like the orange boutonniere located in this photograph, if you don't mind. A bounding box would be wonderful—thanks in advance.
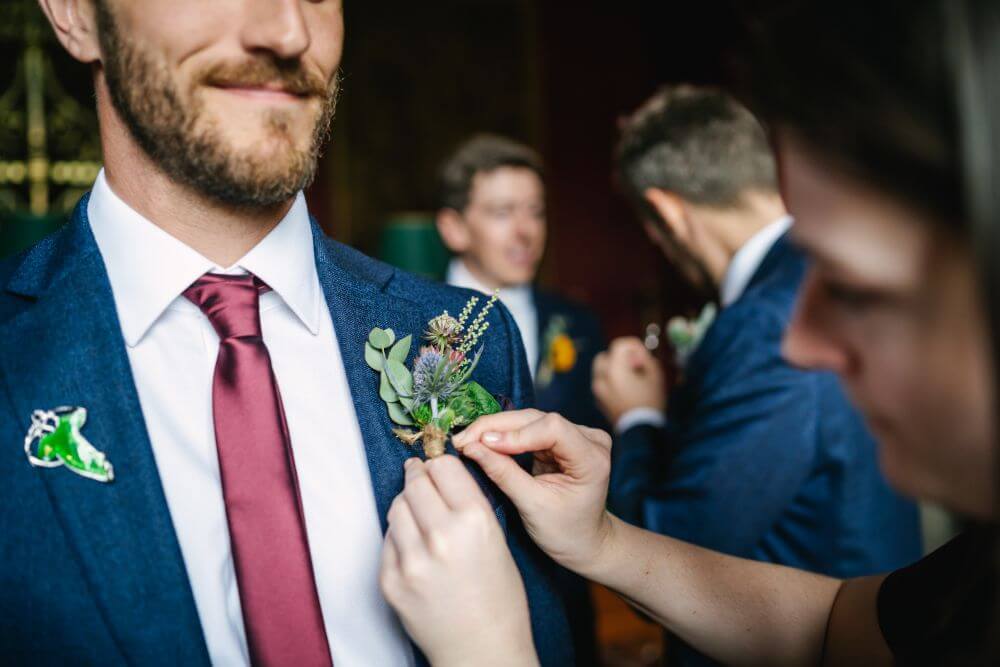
[536,315,579,388]
[549,333,577,372]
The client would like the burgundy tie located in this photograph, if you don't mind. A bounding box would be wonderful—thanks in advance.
[184,273,332,667]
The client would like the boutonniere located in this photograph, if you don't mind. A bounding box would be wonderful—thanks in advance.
[536,315,578,388]
[365,294,503,458]
[667,303,717,367]
[24,407,115,483]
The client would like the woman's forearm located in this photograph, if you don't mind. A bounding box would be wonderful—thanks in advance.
[581,514,844,666]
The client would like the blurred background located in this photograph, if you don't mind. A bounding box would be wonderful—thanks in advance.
[0,1,748,664]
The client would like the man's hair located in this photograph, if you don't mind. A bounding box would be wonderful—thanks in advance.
[439,134,544,211]
[616,85,777,208]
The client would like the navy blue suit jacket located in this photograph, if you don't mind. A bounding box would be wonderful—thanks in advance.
[532,289,606,431]
[0,197,572,666]
[609,236,922,665]
[609,234,922,574]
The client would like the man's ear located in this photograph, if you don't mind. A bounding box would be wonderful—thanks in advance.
[37,0,102,64]
[435,208,471,254]
[643,188,692,244]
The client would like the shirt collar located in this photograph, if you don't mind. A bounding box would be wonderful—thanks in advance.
[719,215,793,308]
[88,169,320,347]
[445,258,533,308]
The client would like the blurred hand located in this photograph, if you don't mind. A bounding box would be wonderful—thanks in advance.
[453,410,614,576]
[592,336,667,425]
[380,456,537,667]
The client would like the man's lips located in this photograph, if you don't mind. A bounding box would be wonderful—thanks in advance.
[209,83,311,103]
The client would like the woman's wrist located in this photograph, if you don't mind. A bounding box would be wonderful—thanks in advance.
[570,510,623,583]
[430,627,538,667]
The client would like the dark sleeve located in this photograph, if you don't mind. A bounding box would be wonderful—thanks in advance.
[625,308,820,558]
[877,528,994,665]
[608,423,670,524]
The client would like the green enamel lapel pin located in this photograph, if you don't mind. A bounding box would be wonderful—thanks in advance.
[24,407,115,483]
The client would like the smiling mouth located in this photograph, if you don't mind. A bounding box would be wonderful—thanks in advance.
[210,83,311,103]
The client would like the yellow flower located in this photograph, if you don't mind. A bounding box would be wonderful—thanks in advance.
[549,334,577,373]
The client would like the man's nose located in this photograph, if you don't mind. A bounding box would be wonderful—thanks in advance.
[240,0,311,60]
[514,211,544,239]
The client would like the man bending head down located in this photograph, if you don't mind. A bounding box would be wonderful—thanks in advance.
[595,84,922,667]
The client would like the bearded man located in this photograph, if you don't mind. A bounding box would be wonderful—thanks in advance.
[0,2,572,665]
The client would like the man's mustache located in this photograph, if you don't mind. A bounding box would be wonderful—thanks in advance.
[199,59,332,98]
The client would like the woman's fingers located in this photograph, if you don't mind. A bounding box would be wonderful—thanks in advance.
[386,495,427,559]
[425,455,494,512]
[402,457,450,535]
[462,442,540,509]
[452,409,546,450]
[478,412,602,477]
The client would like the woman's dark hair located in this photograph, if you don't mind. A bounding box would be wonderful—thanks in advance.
[741,0,999,662]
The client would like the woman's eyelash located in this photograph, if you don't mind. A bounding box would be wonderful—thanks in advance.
[822,280,884,309]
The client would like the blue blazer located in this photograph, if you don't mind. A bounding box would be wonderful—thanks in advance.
[532,289,607,431]
[0,197,572,666]
[608,235,922,575]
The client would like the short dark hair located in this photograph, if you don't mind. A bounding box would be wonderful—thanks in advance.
[439,134,544,211]
[616,85,778,208]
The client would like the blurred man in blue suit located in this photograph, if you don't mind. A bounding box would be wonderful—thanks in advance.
[436,134,604,664]
[594,86,923,666]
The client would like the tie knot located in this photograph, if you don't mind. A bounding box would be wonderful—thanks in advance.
[184,273,269,340]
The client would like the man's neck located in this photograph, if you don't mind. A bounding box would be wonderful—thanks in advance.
[97,83,292,268]
[698,192,788,285]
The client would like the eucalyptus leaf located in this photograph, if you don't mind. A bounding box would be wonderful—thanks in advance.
[385,358,414,397]
[368,327,395,350]
[399,395,415,411]
[388,334,412,364]
[387,401,414,426]
[364,342,385,371]
[379,370,398,402]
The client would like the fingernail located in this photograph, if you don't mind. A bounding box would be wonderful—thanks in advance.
[463,443,482,459]
[483,431,502,444]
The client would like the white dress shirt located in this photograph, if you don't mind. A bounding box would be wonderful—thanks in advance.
[615,215,794,434]
[88,170,414,667]
[446,258,539,379]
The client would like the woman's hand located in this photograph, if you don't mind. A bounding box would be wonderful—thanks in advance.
[379,456,538,667]
[452,409,615,577]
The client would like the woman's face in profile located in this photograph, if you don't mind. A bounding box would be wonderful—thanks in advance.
[776,133,996,519]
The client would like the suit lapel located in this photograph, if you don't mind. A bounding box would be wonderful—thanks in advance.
[532,288,554,379]
[0,201,209,665]
[312,226,508,534]
[312,230,425,530]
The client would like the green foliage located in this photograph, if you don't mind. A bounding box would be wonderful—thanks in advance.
[379,371,398,402]
[385,359,414,397]
[369,327,396,350]
[445,380,501,427]
[412,402,432,426]
[387,401,414,426]
[388,334,412,363]
[364,342,384,371]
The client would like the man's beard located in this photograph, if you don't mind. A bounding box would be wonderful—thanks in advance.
[96,5,340,208]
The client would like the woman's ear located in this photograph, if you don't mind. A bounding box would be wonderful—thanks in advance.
[37,0,102,64]
[643,187,693,244]
[436,208,471,254]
